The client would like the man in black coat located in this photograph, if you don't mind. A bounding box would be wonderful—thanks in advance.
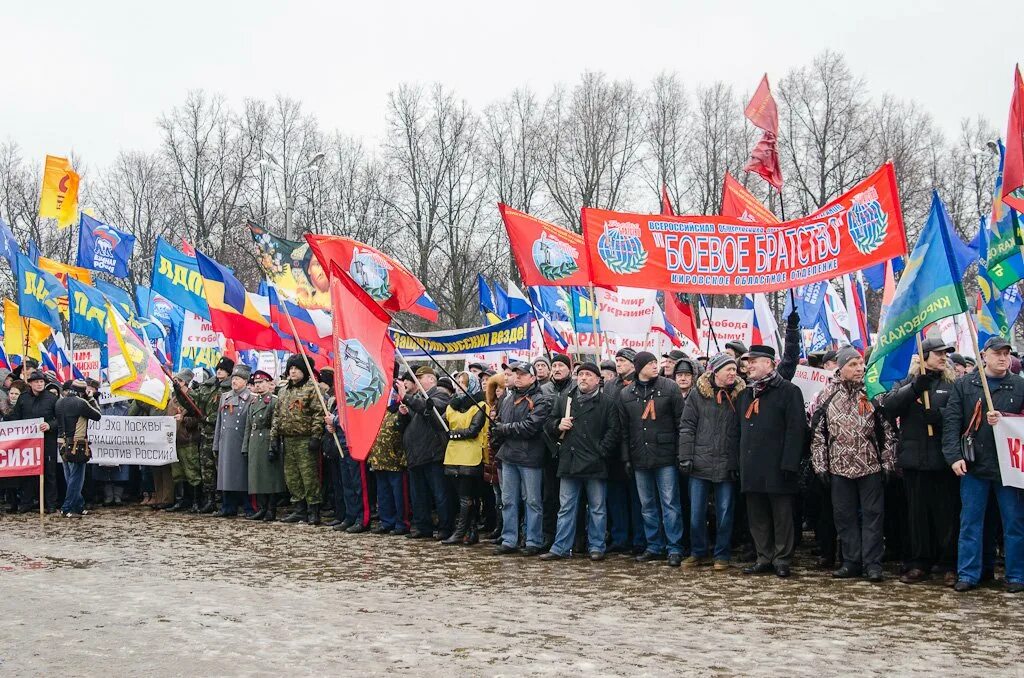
[620,351,686,566]
[492,362,553,555]
[9,371,59,512]
[736,346,806,577]
[55,380,103,516]
[941,336,1024,593]
[542,353,576,548]
[605,347,645,554]
[880,337,959,585]
[540,363,620,561]
[397,366,454,540]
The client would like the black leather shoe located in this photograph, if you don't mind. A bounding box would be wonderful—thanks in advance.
[246,509,267,521]
[667,554,682,567]
[539,551,566,561]
[866,569,884,583]
[522,546,542,556]
[346,523,368,534]
[494,544,519,555]
[814,557,836,570]
[832,566,862,579]
[589,552,606,561]
[635,551,666,563]
[953,581,976,592]
[631,545,647,556]
[371,525,391,534]
[775,564,791,578]
[406,531,434,540]
[324,519,344,528]
[1006,582,1024,594]
[742,562,774,575]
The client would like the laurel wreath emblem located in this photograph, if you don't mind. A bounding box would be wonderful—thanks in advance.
[346,369,386,410]
[538,258,579,281]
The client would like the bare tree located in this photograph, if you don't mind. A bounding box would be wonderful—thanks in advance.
[685,82,750,215]
[642,72,691,212]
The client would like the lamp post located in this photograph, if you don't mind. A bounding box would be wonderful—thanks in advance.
[260,151,326,240]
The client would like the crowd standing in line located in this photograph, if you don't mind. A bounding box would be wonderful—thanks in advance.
[2,311,1022,595]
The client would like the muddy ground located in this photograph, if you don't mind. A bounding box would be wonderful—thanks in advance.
[0,508,1020,677]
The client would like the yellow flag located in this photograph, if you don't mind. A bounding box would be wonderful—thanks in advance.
[38,256,94,286]
[38,155,80,229]
[2,299,52,361]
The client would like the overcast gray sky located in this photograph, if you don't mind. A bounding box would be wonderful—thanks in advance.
[3,1,1021,170]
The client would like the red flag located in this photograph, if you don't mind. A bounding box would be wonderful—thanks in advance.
[1004,65,1024,213]
[330,264,395,462]
[499,203,592,287]
[720,172,781,223]
[660,184,675,216]
[743,75,783,191]
[664,294,699,347]
[180,238,196,256]
[306,234,428,320]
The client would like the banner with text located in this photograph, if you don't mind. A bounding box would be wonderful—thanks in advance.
[0,418,44,478]
[697,308,753,354]
[391,313,531,360]
[594,287,658,336]
[177,311,223,372]
[72,347,101,382]
[992,415,1024,490]
[582,163,907,293]
[86,416,178,466]
[792,365,832,406]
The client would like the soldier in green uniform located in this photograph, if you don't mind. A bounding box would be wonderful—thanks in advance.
[243,370,286,521]
[195,357,234,513]
[166,369,204,512]
[272,354,324,525]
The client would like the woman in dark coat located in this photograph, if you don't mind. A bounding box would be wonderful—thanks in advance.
[678,354,745,568]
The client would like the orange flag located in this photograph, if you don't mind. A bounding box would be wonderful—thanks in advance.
[38,155,80,229]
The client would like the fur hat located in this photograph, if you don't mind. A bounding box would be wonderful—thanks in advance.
[216,356,236,374]
[174,369,195,384]
[231,364,252,381]
[285,354,309,378]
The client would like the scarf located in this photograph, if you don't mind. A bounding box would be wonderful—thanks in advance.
[576,385,600,404]
[745,370,782,419]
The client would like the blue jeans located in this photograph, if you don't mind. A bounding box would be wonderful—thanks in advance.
[376,470,407,531]
[634,465,684,556]
[61,462,86,514]
[958,474,1024,585]
[689,477,736,561]
[409,462,453,535]
[550,477,607,556]
[500,463,544,549]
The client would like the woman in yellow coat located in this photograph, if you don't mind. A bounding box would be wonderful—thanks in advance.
[442,371,489,545]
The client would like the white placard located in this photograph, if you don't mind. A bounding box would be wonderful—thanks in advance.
[86,416,178,466]
[992,415,1024,490]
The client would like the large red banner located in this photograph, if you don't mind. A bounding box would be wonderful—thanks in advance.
[583,163,907,294]
[330,265,395,462]
[0,418,44,478]
[499,203,592,287]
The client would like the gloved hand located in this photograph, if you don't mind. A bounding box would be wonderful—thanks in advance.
[912,372,936,395]
[787,311,800,330]
[308,437,321,454]
[678,460,692,476]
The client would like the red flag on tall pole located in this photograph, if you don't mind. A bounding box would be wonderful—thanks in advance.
[743,74,784,191]
[660,184,675,216]
[329,264,395,462]
[1003,65,1024,213]
[664,293,699,347]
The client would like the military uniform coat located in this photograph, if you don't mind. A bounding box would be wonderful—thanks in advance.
[242,393,286,493]
[213,387,253,492]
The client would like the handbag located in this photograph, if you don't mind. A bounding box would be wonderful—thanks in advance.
[61,439,92,464]
[960,399,983,463]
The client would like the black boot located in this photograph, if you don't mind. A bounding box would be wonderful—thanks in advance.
[442,498,472,545]
[465,501,479,546]
[165,484,190,512]
[281,500,307,523]
[190,487,203,513]
[263,497,278,522]
[247,494,267,521]
[307,503,322,526]
[198,491,217,514]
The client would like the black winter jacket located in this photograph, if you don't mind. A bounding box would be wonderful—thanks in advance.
[678,372,745,483]
[941,371,1024,482]
[55,395,102,442]
[9,389,59,454]
[494,382,553,468]
[880,371,954,471]
[619,376,684,470]
[777,312,802,382]
[545,387,621,479]
[737,375,806,494]
[401,386,452,468]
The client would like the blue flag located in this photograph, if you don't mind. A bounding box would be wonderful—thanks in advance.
[865,192,969,397]
[151,237,209,319]
[68,278,111,342]
[478,274,497,317]
[570,287,598,333]
[95,280,166,342]
[529,286,570,322]
[16,254,65,330]
[76,214,136,278]
[976,216,1011,346]
[0,216,19,271]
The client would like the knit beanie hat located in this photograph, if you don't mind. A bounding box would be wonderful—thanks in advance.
[551,353,572,369]
[835,346,862,369]
[633,351,657,375]
[708,352,737,374]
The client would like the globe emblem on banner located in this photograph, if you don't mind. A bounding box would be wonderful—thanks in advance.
[531,232,579,281]
[597,220,648,274]
[847,187,888,255]
[337,338,386,410]
[349,249,391,301]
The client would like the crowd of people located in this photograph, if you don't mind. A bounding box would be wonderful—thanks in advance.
[2,311,1022,595]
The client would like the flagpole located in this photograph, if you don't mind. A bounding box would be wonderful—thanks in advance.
[778,189,799,312]
[276,297,347,458]
[526,287,553,360]
[915,332,934,437]
[588,285,602,362]
[965,312,995,413]
[394,351,450,432]
[699,295,720,353]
